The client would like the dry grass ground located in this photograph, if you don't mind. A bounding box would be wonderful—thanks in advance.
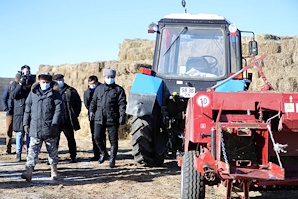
[1,110,298,199]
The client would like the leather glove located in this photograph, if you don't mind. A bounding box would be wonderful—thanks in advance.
[24,125,30,134]
[50,124,59,135]
[89,112,95,121]
[119,115,126,125]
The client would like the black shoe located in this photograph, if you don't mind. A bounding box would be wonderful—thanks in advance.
[6,149,12,154]
[109,159,116,168]
[69,158,77,163]
[89,157,99,161]
[98,153,109,164]
[109,146,117,168]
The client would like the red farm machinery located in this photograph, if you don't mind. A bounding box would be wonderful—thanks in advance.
[179,55,298,198]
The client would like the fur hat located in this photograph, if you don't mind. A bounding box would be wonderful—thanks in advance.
[103,68,116,78]
[38,72,52,81]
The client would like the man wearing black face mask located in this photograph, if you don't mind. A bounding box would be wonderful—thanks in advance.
[89,68,127,168]
[83,75,103,161]
[10,65,35,162]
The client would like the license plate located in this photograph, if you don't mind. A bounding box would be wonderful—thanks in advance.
[180,87,196,98]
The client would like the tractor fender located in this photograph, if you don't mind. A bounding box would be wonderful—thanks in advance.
[126,73,163,117]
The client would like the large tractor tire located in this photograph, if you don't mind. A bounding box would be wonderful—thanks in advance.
[131,107,167,166]
[181,151,205,199]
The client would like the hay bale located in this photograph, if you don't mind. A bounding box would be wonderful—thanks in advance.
[263,53,293,68]
[280,37,298,53]
[118,39,155,61]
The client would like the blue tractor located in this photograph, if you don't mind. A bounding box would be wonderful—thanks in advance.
[126,9,258,166]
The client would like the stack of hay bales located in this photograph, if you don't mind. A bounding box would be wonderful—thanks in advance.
[242,34,298,92]
[37,35,298,139]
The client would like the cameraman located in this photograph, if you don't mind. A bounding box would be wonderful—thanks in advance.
[10,65,35,162]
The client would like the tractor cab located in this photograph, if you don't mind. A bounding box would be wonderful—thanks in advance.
[149,13,252,98]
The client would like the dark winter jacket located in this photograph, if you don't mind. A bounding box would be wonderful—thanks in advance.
[9,82,32,131]
[1,84,14,116]
[89,83,126,125]
[23,84,62,139]
[59,83,82,131]
[83,84,100,119]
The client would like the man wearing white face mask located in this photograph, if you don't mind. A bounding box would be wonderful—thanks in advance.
[21,72,62,182]
[89,68,127,168]
[52,74,82,163]
[83,75,103,161]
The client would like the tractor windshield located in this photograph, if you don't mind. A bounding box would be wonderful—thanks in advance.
[157,26,226,80]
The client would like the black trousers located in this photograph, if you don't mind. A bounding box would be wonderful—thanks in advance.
[94,123,119,150]
[57,122,77,160]
[90,120,100,157]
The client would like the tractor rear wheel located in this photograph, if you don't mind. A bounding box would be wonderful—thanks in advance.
[131,108,166,166]
[181,151,205,199]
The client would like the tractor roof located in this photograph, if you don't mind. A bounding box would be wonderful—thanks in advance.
[160,13,231,25]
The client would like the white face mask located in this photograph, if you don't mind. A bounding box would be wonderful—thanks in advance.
[89,84,96,89]
[40,83,50,91]
[105,77,115,85]
[57,80,64,87]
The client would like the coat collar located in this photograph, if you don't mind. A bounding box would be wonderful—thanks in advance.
[32,83,53,96]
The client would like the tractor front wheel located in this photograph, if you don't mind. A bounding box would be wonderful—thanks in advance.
[131,111,166,166]
[181,151,205,199]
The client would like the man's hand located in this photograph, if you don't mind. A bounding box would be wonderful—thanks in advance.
[19,77,23,85]
[119,115,126,125]
[24,125,30,134]
[89,112,95,121]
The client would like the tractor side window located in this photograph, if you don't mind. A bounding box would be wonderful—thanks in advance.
[158,29,180,75]
[230,32,241,73]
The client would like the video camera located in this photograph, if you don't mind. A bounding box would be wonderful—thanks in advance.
[17,71,36,86]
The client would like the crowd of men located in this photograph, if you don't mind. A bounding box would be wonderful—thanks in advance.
[1,65,127,182]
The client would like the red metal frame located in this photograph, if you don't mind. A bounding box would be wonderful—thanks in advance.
[179,55,298,198]
[182,90,298,198]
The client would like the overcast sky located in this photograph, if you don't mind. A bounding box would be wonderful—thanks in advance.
[1,0,297,77]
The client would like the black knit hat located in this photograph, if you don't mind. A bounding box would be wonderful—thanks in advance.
[21,65,30,71]
[53,74,64,80]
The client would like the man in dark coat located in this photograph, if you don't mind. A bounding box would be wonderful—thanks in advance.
[1,75,18,154]
[83,75,103,161]
[53,74,81,163]
[21,72,62,182]
[89,68,127,168]
[9,65,35,161]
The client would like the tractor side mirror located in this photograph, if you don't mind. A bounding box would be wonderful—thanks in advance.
[148,23,158,33]
[249,40,258,56]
